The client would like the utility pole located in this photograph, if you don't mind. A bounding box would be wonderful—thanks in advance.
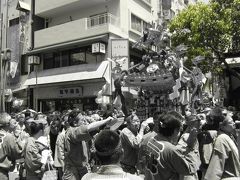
[0,1,3,112]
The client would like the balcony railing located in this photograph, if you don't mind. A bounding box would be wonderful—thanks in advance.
[87,13,119,28]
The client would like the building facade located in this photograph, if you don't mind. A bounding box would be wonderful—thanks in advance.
[1,0,198,113]
[2,0,160,112]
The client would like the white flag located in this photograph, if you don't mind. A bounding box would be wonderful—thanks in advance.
[10,61,18,78]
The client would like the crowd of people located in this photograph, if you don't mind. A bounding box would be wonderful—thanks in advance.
[0,105,240,180]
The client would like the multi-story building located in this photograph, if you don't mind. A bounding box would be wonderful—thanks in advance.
[0,0,32,111]
[2,0,160,112]
[159,0,197,22]
[2,0,198,113]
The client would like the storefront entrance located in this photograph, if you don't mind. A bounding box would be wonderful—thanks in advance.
[39,97,98,113]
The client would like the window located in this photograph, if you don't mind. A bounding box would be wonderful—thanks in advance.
[54,53,61,68]
[143,21,152,31]
[131,14,142,32]
[86,51,97,64]
[45,18,49,28]
[70,48,86,65]
[61,51,69,67]
[131,14,151,33]
[20,55,29,75]
[42,45,99,69]
[43,53,54,69]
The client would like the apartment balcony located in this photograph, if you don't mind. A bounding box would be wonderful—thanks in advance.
[35,0,110,17]
[34,13,123,49]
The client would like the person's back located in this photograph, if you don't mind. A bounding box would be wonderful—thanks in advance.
[24,136,42,178]
[82,165,143,180]
[139,112,198,180]
[82,129,144,180]
[142,135,197,180]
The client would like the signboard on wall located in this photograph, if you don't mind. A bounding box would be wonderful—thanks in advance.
[111,39,129,57]
[92,42,106,54]
[111,39,129,70]
[58,87,83,98]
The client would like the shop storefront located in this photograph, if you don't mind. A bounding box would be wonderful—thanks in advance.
[34,82,105,113]
[40,97,98,113]
[24,60,111,112]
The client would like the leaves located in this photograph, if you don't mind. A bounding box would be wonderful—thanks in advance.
[168,1,240,73]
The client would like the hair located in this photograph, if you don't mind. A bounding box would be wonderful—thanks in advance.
[220,115,233,127]
[125,114,134,124]
[67,109,80,127]
[102,110,113,119]
[24,110,31,118]
[28,122,44,136]
[208,107,224,130]
[157,112,182,137]
[50,115,63,131]
[94,130,122,165]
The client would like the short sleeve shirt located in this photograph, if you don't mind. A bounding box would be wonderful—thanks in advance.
[205,133,240,179]
[140,135,197,180]
[64,125,91,167]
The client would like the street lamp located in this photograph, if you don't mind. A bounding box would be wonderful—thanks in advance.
[28,55,40,110]
[0,48,11,112]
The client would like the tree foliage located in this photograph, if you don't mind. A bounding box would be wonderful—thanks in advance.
[168,0,240,75]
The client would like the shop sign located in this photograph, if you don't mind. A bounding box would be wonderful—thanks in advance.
[92,43,105,54]
[111,39,129,58]
[111,39,129,71]
[58,87,83,98]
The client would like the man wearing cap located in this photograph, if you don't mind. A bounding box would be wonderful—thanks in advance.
[0,113,22,180]
[82,130,143,180]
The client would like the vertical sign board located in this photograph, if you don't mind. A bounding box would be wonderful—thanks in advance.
[110,39,129,92]
[111,39,129,71]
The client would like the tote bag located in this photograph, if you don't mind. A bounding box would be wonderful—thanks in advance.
[42,163,58,180]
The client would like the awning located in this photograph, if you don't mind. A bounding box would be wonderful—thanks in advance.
[12,85,28,93]
[26,34,108,55]
[24,61,110,86]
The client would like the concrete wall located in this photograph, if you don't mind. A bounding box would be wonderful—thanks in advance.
[35,0,78,15]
